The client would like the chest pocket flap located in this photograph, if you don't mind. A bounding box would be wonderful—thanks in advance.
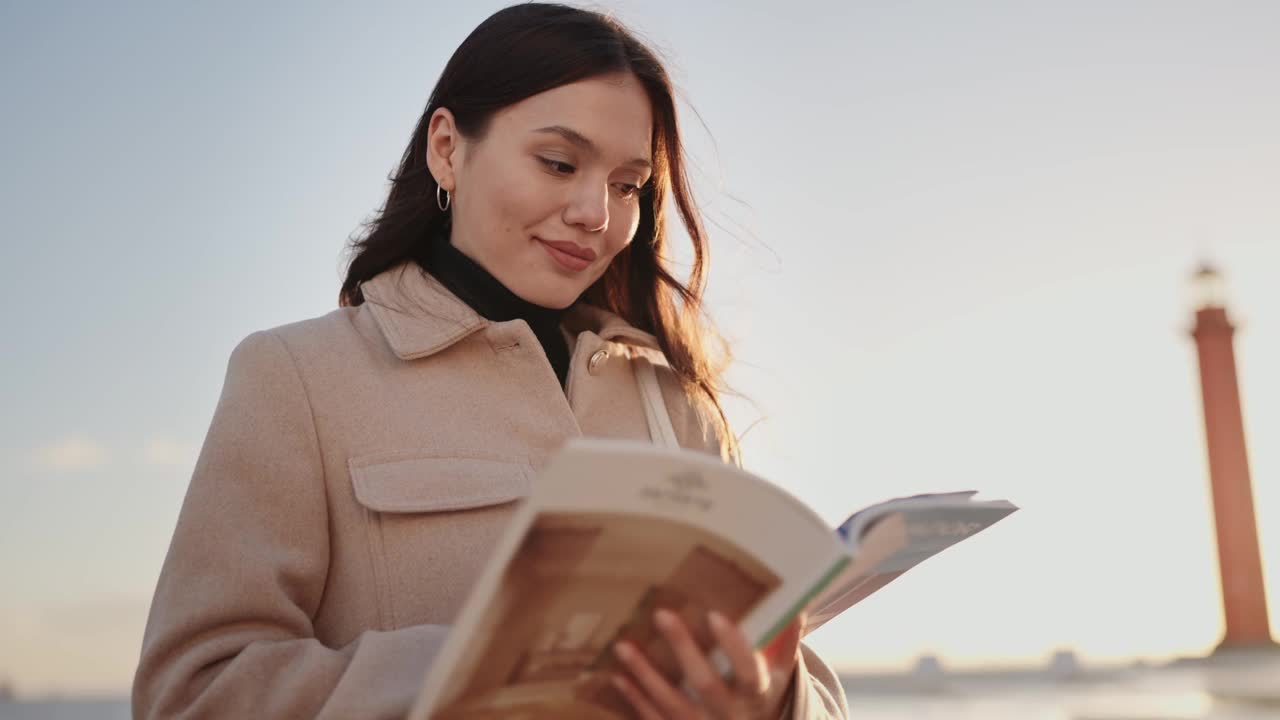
[348,451,533,513]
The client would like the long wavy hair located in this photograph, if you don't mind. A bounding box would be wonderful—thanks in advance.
[340,3,734,445]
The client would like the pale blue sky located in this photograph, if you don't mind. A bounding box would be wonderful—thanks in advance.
[2,0,1278,696]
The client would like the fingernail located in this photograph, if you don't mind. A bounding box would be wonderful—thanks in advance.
[654,608,676,629]
[613,642,635,661]
[610,673,628,690]
[708,610,730,632]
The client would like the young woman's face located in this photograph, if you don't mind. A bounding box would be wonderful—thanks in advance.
[427,72,655,309]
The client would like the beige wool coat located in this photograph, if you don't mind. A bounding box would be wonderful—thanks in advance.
[133,261,850,720]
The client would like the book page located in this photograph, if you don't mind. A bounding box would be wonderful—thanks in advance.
[408,438,847,720]
[805,496,1018,634]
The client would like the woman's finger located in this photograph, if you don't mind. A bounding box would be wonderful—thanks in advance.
[654,608,735,712]
[708,610,770,698]
[611,672,667,720]
[612,639,697,717]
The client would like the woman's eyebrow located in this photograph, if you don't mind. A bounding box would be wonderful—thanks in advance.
[532,125,652,171]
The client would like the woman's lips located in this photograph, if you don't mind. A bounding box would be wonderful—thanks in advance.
[537,237,595,272]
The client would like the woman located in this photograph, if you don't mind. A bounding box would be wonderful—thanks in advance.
[133,4,850,719]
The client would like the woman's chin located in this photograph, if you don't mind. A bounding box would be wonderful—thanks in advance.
[514,279,585,310]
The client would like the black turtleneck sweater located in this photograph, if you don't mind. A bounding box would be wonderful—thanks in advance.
[417,227,572,387]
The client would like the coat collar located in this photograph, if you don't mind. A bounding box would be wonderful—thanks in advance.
[361,261,661,360]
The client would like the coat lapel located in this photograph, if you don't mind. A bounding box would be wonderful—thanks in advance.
[360,262,488,360]
[361,261,665,360]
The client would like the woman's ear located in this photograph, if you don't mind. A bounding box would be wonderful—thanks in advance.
[425,107,461,192]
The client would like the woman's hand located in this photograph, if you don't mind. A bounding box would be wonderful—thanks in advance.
[610,609,804,720]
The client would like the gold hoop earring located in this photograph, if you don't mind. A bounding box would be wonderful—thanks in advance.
[436,184,451,212]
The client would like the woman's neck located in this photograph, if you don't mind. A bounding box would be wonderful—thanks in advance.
[418,226,572,386]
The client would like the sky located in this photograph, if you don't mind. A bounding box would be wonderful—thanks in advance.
[2,0,1279,698]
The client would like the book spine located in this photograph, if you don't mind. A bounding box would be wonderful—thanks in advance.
[757,556,851,647]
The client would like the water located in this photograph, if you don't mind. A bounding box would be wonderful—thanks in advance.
[842,665,1280,720]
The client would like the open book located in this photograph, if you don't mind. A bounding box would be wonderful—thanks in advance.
[408,438,1017,720]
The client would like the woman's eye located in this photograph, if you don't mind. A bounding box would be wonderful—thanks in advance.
[614,183,640,198]
[539,157,575,174]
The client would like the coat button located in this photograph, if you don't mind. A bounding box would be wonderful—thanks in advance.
[588,349,609,375]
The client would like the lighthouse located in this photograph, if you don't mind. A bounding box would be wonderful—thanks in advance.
[1188,264,1274,651]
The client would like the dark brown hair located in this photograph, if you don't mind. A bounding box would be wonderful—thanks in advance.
[340,3,734,447]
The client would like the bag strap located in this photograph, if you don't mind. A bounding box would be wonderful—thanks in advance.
[632,356,680,449]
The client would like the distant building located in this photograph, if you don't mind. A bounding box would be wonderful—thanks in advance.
[1047,649,1081,680]
[908,653,950,693]
[912,654,946,679]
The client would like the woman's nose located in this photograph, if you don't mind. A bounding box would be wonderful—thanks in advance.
[562,182,609,234]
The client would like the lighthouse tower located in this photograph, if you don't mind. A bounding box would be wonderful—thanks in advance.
[1188,264,1274,651]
